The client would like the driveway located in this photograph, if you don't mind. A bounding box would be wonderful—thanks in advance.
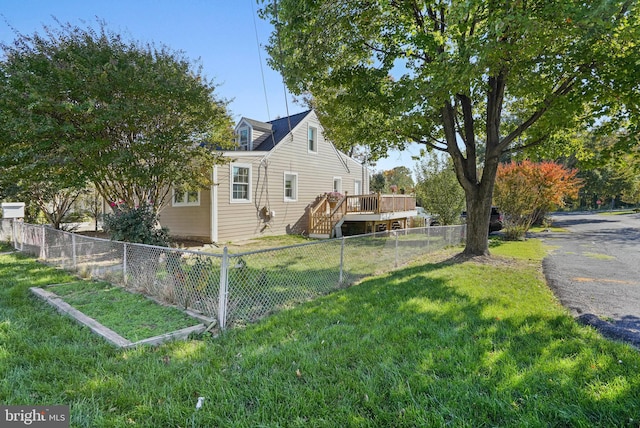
[541,211,640,347]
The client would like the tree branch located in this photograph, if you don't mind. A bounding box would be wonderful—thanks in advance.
[401,124,447,151]
[442,101,476,192]
[486,69,507,156]
[498,73,578,151]
[503,136,547,154]
[410,0,425,31]
[363,41,432,64]
[456,94,476,151]
[410,136,448,153]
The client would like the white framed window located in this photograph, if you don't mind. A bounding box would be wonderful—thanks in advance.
[238,127,250,150]
[333,177,342,194]
[231,163,251,203]
[308,125,318,153]
[284,172,298,202]
[172,188,200,207]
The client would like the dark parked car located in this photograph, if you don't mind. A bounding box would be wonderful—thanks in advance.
[460,207,503,233]
[489,207,503,233]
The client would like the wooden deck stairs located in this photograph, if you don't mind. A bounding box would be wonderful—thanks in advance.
[307,193,416,238]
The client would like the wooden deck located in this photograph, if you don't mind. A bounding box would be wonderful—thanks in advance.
[308,193,416,238]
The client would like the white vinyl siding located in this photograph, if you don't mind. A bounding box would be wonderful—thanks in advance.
[158,187,211,241]
[213,111,370,243]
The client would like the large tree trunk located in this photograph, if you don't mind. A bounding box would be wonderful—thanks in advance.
[442,98,499,257]
[462,140,502,256]
[462,185,493,256]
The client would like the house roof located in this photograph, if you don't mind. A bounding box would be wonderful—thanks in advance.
[250,110,312,151]
[242,118,272,132]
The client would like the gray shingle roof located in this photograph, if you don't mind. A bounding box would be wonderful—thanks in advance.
[243,118,272,132]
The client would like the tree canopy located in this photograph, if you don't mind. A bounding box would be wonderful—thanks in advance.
[261,0,640,256]
[383,166,415,194]
[0,19,235,216]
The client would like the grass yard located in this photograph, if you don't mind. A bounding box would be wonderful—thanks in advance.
[218,230,461,327]
[45,280,202,342]
[597,209,640,216]
[1,240,639,426]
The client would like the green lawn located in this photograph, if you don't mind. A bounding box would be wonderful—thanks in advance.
[598,209,640,216]
[46,281,202,342]
[1,240,639,427]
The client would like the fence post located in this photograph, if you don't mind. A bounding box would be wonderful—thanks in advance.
[11,219,16,250]
[394,230,399,268]
[123,242,128,286]
[218,247,230,330]
[40,225,46,260]
[339,237,345,284]
[72,233,77,269]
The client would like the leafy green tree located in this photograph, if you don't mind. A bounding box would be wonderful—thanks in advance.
[261,0,640,256]
[0,142,83,229]
[546,132,640,210]
[383,166,415,194]
[622,180,640,207]
[578,165,630,210]
[0,19,235,217]
[617,148,640,207]
[370,172,386,193]
[415,155,465,225]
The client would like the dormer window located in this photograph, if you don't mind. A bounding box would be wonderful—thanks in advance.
[238,127,250,150]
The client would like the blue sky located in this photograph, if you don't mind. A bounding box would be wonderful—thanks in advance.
[0,0,418,174]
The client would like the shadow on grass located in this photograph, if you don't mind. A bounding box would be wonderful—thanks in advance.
[169,258,640,426]
[2,250,640,426]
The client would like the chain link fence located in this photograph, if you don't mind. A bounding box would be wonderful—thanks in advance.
[0,219,466,330]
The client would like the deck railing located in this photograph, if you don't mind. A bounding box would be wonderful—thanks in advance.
[309,193,417,236]
[345,194,416,214]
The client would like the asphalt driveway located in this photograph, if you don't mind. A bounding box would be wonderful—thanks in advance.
[540,211,640,347]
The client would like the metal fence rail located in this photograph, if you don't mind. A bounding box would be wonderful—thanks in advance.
[0,219,466,330]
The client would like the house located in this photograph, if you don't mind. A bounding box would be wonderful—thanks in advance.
[159,109,375,243]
